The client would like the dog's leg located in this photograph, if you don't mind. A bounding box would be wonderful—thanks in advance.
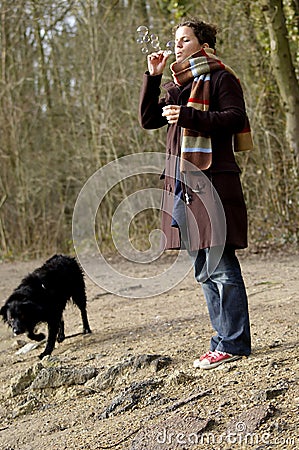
[80,308,92,334]
[57,319,65,343]
[28,331,46,342]
[39,321,59,359]
[72,290,92,334]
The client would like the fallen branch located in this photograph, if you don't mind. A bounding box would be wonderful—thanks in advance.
[164,388,212,413]
[97,388,212,448]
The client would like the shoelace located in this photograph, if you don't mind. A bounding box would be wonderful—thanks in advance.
[209,350,231,361]
[200,350,214,360]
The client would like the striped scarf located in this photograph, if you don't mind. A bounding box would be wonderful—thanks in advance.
[170,48,253,172]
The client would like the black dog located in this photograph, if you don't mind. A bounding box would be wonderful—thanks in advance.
[0,254,91,359]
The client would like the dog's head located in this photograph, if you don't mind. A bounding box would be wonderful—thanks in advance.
[0,293,41,336]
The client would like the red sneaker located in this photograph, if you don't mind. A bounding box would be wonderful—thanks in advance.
[199,350,213,361]
[194,350,242,370]
[193,350,214,368]
[193,350,213,367]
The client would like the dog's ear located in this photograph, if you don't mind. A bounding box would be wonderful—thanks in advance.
[0,304,8,321]
[6,292,25,304]
[20,300,43,317]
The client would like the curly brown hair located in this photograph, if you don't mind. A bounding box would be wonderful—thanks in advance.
[174,18,218,49]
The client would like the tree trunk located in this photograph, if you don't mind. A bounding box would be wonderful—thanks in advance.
[261,0,299,157]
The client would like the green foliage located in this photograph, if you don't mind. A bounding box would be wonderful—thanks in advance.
[156,0,191,21]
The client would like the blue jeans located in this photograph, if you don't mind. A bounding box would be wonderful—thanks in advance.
[192,247,251,356]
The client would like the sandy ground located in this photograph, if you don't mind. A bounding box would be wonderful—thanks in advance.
[0,251,298,449]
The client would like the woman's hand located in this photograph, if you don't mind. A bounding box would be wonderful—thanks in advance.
[162,105,181,124]
[147,50,170,76]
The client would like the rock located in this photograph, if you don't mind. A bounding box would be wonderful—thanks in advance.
[39,355,63,367]
[30,366,98,390]
[268,340,282,348]
[131,413,213,449]
[165,370,195,387]
[251,390,268,402]
[227,404,276,434]
[12,399,40,417]
[251,382,288,402]
[151,356,172,372]
[99,378,161,419]
[89,354,172,391]
[92,358,134,391]
[267,359,280,369]
[9,364,42,397]
[133,354,172,372]
[265,386,288,400]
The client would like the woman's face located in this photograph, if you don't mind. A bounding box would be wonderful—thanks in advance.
[175,26,203,63]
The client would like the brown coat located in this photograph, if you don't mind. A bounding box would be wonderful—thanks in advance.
[139,69,248,251]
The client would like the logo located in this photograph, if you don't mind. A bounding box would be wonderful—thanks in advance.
[72,152,226,298]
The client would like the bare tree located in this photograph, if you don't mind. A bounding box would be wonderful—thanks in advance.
[261,0,299,157]
[0,0,298,258]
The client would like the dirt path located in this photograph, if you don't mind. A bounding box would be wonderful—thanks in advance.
[0,252,298,449]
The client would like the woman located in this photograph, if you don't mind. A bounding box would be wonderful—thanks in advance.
[139,18,251,369]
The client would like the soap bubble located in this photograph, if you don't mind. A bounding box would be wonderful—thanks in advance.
[152,41,160,50]
[150,33,160,50]
[166,40,175,54]
[136,25,148,35]
[136,25,174,56]
[136,26,150,53]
